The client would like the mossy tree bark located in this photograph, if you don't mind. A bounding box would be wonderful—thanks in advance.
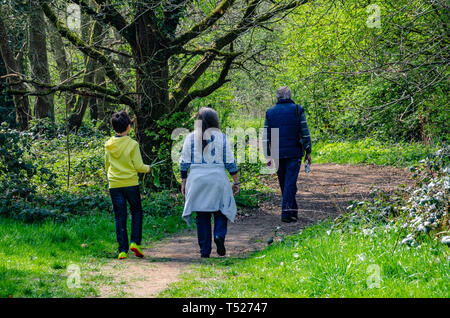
[28,0,54,122]
[47,21,76,115]
[68,18,104,130]
[0,17,30,130]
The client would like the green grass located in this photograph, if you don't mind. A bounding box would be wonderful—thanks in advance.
[0,212,187,298]
[312,138,438,167]
[160,221,449,298]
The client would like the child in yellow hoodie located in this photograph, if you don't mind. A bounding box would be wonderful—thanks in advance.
[105,111,150,260]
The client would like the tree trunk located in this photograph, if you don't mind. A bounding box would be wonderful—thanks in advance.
[86,6,101,123]
[28,0,54,121]
[134,59,170,161]
[132,15,174,186]
[47,21,76,114]
[0,54,16,126]
[134,65,179,188]
[95,68,110,130]
[0,17,30,130]
[69,19,103,130]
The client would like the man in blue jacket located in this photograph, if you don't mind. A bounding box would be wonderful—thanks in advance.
[263,86,312,223]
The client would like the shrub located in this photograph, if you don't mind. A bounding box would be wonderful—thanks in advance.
[141,190,184,217]
[400,147,449,245]
[0,123,110,222]
[338,146,449,247]
[0,123,38,206]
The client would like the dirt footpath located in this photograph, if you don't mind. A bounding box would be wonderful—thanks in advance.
[95,163,410,297]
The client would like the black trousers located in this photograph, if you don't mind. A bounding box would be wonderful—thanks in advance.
[109,185,143,253]
[276,158,301,219]
[195,211,228,256]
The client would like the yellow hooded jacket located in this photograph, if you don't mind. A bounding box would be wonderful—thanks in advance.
[104,136,150,189]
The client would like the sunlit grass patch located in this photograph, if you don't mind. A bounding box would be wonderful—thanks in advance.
[0,211,187,298]
[161,221,449,298]
[312,138,438,167]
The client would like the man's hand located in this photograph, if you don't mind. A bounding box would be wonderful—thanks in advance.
[181,179,186,196]
[305,153,312,165]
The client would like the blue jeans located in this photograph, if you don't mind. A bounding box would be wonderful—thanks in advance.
[195,211,228,256]
[276,158,301,219]
[109,185,143,253]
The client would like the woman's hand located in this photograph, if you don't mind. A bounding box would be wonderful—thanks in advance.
[181,179,186,196]
[231,174,240,196]
[232,183,240,196]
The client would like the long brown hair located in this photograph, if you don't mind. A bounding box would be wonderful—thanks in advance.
[196,107,220,149]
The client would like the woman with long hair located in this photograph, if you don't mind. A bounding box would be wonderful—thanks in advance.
[179,107,239,258]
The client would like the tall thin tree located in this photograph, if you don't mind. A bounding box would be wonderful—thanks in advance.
[28,0,54,122]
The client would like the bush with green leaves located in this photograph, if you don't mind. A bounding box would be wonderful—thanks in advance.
[0,125,61,222]
[0,123,38,211]
[145,111,193,189]
[141,190,184,217]
[337,146,449,247]
[400,147,449,246]
[29,118,57,139]
[234,189,261,208]
[0,123,111,222]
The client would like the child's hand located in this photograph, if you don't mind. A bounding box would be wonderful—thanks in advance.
[181,179,186,196]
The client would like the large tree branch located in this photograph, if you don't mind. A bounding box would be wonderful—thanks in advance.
[70,0,136,47]
[176,52,237,111]
[5,75,136,106]
[169,0,307,106]
[171,0,235,47]
[169,51,217,105]
[215,0,307,49]
[162,0,187,38]
[94,44,132,58]
[169,0,264,103]
[9,88,124,105]
[179,47,243,57]
[41,1,133,106]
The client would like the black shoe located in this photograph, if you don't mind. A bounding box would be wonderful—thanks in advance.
[201,254,210,258]
[214,236,226,256]
[281,217,292,223]
[290,212,298,222]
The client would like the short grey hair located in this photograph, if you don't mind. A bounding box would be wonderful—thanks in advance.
[276,86,292,100]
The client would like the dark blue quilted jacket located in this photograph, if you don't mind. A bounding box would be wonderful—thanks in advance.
[263,99,312,159]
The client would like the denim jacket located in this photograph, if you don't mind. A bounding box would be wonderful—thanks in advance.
[179,132,238,179]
